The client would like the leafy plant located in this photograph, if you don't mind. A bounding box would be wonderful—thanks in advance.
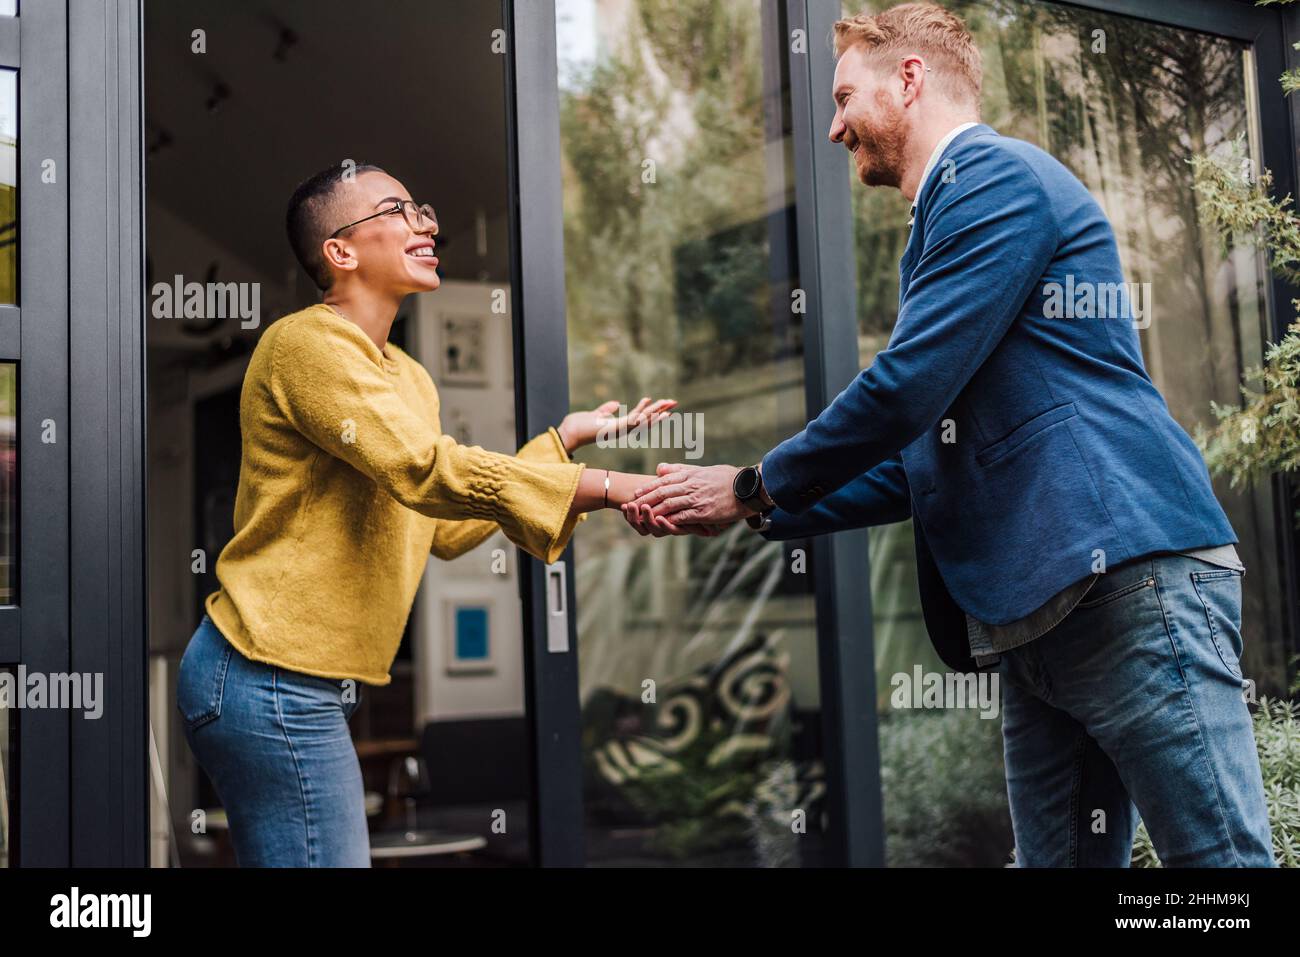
[1256,0,1300,95]
[1192,137,1300,490]
[1192,0,1300,504]
[877,708,1013,867]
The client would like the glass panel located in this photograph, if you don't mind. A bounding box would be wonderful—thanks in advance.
[0,2,15,18]
[846,0,1273,865]
[558,0,825,865]
[0,70,13,304]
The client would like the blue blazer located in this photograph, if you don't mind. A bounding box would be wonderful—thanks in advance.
[761,124,1236,672]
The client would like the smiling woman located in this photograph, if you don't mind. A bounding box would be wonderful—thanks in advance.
[173,155,670,863]
[146,0,525,867]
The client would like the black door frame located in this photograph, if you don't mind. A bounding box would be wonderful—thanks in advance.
[66,0,148,868]
[12,0,72,867]
[503,0,586,867]
[10,0,147,868]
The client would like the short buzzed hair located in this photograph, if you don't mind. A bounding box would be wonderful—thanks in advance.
[834,3,982,110]
[285,162,386,291]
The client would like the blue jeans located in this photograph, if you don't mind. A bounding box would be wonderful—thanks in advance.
[176,614,370,867]
[999,552,1276,867]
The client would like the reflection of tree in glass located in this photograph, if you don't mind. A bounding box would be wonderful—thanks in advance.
[849,0,1253,419]
[559,0,791,396]
[984,0,1248,407]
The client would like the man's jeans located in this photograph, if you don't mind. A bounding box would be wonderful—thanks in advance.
[998,552,1276,867]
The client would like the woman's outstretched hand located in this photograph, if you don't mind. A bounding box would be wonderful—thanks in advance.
[556,397,676,454]
[568,465,726,538]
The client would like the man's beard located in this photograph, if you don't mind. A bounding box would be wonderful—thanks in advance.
[849,93,907,188]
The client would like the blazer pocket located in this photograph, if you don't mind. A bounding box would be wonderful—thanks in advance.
[976,402,1079,468]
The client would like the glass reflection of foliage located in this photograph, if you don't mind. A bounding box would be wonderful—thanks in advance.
[847,0,1273,702]
[673,219,772,379]
[560,0,820,864]
[850,0,1254,413]
[560,0,792,401]
[0,68,13,305]
[0,182,13,305]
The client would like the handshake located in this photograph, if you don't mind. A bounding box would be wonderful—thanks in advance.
[558,397,772,538]
[620,462,764,538]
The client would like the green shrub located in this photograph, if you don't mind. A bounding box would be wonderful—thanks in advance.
[878,707,1013,867]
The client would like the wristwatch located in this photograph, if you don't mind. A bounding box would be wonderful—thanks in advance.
[733,465,775,531]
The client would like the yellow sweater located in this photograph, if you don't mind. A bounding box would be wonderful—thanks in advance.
[204,303,585,686]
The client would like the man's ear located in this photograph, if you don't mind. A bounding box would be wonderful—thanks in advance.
[899,54,927,106]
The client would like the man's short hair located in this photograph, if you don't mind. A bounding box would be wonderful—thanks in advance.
[285,162,386,292]
[833,2,982,109]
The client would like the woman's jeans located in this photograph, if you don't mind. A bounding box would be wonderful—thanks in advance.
[999,552,1276,867]
[176,614,370,867]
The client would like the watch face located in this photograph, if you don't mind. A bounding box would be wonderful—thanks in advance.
[734,466,760,501]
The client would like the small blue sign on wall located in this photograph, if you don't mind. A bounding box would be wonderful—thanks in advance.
[454,605,490,662]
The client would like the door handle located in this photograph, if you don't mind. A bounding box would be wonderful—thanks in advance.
[545,560,569,653]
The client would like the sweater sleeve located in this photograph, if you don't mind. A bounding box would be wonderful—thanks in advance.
[428,427,587,560]
[270,313,584,564]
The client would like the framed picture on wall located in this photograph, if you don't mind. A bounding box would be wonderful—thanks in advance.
[439,314,489,387]
[443,598,497,675]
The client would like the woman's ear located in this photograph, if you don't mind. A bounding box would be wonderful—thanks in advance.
[320,237,358,278]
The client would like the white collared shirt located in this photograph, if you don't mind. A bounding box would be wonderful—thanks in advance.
[907,121,979,226]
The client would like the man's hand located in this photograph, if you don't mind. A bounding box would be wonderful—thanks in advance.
[621,463,752,536]
[557,397,676,454]
[619,499,735,538]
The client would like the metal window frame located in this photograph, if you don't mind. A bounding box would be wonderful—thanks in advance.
[503,0,586,867]
[66,0,146,866]
[786,0,886,868]
[13,0,72,867]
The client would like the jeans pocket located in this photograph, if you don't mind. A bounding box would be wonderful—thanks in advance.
[176,618,235,732]
[1190,569,1245,681]
[1074,573,1155,610]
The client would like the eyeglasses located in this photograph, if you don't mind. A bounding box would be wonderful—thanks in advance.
[329,200,438,239]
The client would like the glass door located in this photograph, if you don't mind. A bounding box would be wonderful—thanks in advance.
[509,0,856,866]
[843,0,1296,865]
